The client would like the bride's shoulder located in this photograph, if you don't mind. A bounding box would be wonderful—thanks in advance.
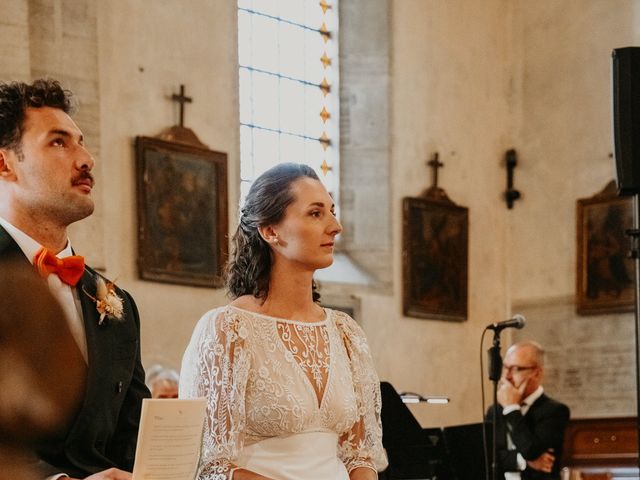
[327,308,364,335]
[193,304,253,339]
[229,294,262,312]
[195,304,241,327]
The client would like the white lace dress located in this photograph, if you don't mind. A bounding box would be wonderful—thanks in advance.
[179,305,387,480]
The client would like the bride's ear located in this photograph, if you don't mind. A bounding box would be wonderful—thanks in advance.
[258,225,279,246]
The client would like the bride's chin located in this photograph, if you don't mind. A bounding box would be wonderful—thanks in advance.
[316,258,334,270]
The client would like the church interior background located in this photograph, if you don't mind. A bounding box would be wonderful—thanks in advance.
[2,0,637,438]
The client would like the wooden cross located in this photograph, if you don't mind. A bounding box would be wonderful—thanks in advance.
[171,84,192,127]
[427,152,444,188]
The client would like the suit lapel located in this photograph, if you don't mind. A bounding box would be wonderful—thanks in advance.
[78,268,115,375]
[76,268,123,395]
[525,393,546,416]
[79,270,98,361]
[0,225,28,261]
[0,225,13,252]
[65,269,112,441]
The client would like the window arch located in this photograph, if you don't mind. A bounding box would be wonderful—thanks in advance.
[237,0,339,206]
[236,0,392,287]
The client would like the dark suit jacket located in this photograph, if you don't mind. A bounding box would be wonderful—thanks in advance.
[0,226,151,478]
[486,392,570,480]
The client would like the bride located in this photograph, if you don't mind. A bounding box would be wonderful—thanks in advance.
[180,163,387,480]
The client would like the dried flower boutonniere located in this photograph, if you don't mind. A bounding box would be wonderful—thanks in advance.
[83,277,124,325]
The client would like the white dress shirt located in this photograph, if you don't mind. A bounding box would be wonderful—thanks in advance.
[0,216,88,361]
[503,386,544,480]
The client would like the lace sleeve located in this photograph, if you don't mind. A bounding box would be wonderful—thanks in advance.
[334,312,388,474]
[180,307,251,480]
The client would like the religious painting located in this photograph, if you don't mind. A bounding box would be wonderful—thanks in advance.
[402,196,468,321]
[576,181,634,315]
[135,136,228,287]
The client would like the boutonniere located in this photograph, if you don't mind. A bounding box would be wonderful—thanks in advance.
[83,277,124,325]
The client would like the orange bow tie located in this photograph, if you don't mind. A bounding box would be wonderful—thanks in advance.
[33,247,85,287]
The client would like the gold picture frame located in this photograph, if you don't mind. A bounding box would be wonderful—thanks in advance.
[402,196,468,321]
[135,136,228,288]
[576,181,634,315]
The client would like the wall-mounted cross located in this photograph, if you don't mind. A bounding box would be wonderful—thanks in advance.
[171,84,192,128]
[427,152,444,188]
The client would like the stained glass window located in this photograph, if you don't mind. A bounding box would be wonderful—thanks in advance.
[237,0,339,206]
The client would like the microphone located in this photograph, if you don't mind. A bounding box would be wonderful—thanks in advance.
[487,314,526,332]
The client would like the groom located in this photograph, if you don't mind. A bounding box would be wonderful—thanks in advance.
[0,79,150,479]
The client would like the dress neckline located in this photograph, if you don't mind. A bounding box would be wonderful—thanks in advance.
[227,305,329,326]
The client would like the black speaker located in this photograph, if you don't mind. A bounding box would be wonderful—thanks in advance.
[613,47,640,196]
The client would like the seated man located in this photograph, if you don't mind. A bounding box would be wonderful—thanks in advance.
[486,341,570,480]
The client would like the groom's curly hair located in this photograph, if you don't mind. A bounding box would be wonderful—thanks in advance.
[226,162,321,302]
[0,79,73,158]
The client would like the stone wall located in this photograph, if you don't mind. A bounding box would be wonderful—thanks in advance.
[1,0,636,427]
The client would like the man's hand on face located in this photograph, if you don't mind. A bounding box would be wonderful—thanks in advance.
[70,468,132,480]
[497,376,529,407]
[526,450,555,473]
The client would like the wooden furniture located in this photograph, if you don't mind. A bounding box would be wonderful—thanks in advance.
[562,417,638,479]
[580,474,612,480]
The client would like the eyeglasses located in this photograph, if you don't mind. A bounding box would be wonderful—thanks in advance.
[502,364,537,374]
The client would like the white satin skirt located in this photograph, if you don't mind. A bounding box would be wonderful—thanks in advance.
[235,430,349,480]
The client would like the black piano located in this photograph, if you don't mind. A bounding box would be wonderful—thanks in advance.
[379,381,489,480]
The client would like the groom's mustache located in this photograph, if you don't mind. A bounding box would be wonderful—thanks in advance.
[72,170,95,188]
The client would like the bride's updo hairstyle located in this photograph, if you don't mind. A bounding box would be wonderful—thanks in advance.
[226,162,321,301]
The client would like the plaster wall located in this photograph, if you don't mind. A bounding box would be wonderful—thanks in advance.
[511,0,638,302]
[379,0,515,427]
[508,0,639,418]
[95,0,239,371]
[0,0,515,428]
[0,0,30,79]
[96,0,517,427]
[2,0,637,427]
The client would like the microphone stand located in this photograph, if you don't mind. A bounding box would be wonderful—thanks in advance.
[487,329,503,480]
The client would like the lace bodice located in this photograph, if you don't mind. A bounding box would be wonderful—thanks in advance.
[180,306,386,479]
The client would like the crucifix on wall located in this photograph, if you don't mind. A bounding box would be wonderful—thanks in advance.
[403,151,469,321]
[153,84,205,148]
[172,84,192,128]
[428,152,443,186]
[422,152,449,201]
[134,84,228,288]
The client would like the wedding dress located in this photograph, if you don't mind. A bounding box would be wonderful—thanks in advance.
[180,305,387,480]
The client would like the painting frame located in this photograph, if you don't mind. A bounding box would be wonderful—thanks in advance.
[135,136,228,288]
[402,196,468,321]
[576,181,634,315]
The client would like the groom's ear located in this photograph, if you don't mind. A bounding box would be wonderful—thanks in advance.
[0,149,17,181]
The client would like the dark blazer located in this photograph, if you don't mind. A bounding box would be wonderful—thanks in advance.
[486,392,570,480]
[0,226,150,478]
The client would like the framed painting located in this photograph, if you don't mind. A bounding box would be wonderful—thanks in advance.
[135,136,228,287]
[576,180,634,315]
[402,196,468,321]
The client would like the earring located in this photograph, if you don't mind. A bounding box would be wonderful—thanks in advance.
[272,237,279,245]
